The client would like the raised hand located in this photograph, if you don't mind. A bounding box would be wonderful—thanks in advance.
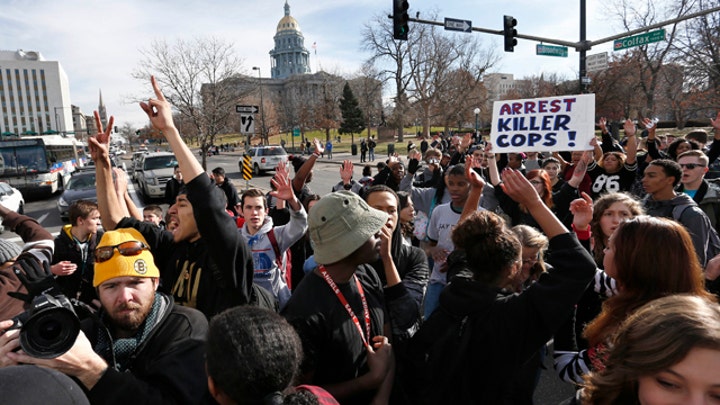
[460,133,472,150]
[570,192,594,231]
[87,111,114,163]
[312,138,324,155]
[269,162,294,202]
[464,155,486,189]
[711,111,720,131]
[623,119,637,137]
[501,168,543,209]
[139,76,175,132]
[598,117,608,134]
[568,150,591,188]
[113,167,129,195]
[340,160,353,183]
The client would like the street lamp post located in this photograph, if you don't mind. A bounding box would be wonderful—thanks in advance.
[252,66,267,145]
[474,107,481,142]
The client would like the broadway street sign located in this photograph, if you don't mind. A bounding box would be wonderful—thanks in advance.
[613,29,666,51]
[536,44,568,57]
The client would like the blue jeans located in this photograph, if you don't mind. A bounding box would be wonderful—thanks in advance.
[423,281,445,320]
[369,148,375,161]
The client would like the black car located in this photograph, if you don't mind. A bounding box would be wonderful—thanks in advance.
[56,171,99,221]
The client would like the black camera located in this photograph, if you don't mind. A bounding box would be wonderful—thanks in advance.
[9,291,80,359]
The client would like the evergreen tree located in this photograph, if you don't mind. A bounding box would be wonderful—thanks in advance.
[338,82,366,145]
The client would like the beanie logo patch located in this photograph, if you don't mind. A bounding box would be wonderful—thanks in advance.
[134,259,149,275]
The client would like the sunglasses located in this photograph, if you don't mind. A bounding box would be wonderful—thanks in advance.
[679,163,705,170]
[95,241,149,263]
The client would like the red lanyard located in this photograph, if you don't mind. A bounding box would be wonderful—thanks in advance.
[318,265,371,347]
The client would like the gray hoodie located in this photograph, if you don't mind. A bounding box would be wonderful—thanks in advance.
[241,206,308,308]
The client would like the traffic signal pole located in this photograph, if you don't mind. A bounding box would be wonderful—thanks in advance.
[394,2,720,93]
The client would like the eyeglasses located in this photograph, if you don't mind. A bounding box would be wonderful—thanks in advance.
[679,163,704,170]
[95,241,149,263]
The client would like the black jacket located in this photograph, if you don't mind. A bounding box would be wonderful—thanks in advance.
[164,178,183,205]
[52,226,104,305]
[84,293,210,404]
[217,178,240,216]
[118,174,255,318]
[407,233,595,404]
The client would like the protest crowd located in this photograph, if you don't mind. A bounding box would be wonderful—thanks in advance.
[1,79,720,404]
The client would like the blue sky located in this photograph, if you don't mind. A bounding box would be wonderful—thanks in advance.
[0,0,622,128]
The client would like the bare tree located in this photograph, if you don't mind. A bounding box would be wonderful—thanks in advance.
[133,37,244,169]
[349,62,384,142]
[405,20,497,138]
[362,12,416,142]
[605,0,693,115]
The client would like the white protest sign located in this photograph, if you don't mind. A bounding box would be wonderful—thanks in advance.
[490,94,595,153]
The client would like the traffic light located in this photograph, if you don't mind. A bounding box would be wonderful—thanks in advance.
[503,15,517,52]
[393,0,410,40]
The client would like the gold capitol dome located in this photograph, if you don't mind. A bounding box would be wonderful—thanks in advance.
[276,1,301,33]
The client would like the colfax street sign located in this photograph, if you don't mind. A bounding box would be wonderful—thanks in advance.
[444,17,472,33]
[235,105,259,114]
[614,29,666,51]
[536,44,568,57]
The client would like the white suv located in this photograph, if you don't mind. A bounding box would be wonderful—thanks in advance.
[240,145,288,175]
[135,152,178,201]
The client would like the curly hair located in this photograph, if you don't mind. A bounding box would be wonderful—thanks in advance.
[206,306,306,404]
[452,210,521,285]
[582,295,720,404]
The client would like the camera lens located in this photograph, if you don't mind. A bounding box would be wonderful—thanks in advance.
[38,319,62,341]
[20,307,80,359]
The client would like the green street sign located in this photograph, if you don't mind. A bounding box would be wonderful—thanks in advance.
[292,127,300,137]
[614,29,666,51]
[536,44,568,57]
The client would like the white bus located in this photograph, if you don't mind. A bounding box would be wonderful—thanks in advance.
[0,135,85,197]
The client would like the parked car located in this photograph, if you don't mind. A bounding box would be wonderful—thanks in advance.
[135,152,178,201]
[0,182,25,233]
[240,145,288,175]
[57,171,98,221]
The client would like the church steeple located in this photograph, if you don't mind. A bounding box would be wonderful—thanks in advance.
[97,89,108,129]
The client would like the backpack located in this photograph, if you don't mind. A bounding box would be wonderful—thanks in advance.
[267,228,293,290]
[405,305,490,404]
[672,203,720,261]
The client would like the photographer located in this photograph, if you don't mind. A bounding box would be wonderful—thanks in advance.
[0,228,209,405]
[0,205,54,320]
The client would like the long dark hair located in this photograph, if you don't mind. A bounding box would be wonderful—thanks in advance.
[583,216,714,347]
